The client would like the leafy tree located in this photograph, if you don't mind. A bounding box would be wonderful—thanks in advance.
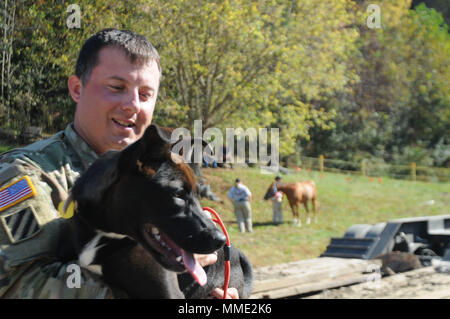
[141,0,358,155]
[1,0,448,168]
[301,0,449,167]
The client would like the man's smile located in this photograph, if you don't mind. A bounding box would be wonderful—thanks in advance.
[112,118,136,128]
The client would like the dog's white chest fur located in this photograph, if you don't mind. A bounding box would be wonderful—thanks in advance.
[78,230,127,275]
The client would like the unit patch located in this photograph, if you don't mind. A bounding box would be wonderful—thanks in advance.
[0,206,41,244]
[0,176,36,213]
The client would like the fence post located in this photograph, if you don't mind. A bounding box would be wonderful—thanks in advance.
[361,159,366,176]
[411,162,416,181]
[319,155,324,173]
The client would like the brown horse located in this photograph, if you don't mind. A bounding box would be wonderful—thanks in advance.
[264,180,319,226]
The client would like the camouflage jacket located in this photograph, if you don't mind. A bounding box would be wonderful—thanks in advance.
[0,123,115,298]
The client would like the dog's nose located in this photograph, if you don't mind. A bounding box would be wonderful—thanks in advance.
[189,228,227,254]
[211,229,227,249]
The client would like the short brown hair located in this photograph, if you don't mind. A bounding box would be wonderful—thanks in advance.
[75,28,161,85]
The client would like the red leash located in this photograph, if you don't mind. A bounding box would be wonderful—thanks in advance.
[202,206,231,299]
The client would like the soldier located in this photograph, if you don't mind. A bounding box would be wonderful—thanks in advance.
[0,29,237,299]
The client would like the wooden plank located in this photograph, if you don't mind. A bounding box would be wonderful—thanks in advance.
[253,263,374,293]
[253,258,378,279]
[250,273,374,299]
[411,288,450,299]
[252,258,380,294]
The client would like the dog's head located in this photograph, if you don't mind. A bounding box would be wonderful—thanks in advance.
[71,124,226,285]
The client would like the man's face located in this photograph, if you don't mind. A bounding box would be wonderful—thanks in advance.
[71,47,160,155]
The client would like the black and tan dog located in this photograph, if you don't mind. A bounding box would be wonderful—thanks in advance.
[57,124,253,298]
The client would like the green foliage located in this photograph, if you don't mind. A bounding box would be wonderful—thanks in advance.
[302,1,449,167]
[0,0,448,167]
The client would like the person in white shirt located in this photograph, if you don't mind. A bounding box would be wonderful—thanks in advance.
[227,178,253,233]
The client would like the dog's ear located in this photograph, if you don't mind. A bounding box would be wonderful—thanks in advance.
[124,124,216,175]
[72,151,120,205]
[139,124,173,161]
[118,124,174,176]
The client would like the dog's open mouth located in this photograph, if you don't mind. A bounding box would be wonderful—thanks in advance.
[142,224,207,286]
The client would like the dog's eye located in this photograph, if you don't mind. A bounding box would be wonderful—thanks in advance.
[173,190,186,206]
[174,189,185,198]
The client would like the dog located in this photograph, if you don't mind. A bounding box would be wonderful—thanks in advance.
[57,124,253,298]
[376,251,422,276]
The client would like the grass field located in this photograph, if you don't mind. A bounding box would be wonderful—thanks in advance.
[0,142,16,153]
[0,145,13,153]
[199,166,449,267]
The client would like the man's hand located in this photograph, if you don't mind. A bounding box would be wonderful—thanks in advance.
[211,287,239,299]
[194,252,218,267]
[193,252,240,299]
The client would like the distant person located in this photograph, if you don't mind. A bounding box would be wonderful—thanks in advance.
[272,176,283,225]
[198,178,223,203]
[203,154,217,168]
[218,145,233,168]
[227,178,253,233]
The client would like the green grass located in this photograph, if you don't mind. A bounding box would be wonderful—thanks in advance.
[0,142,16,153]
[200,167,450,267]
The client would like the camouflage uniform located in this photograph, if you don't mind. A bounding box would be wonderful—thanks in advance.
[0,123,116,298]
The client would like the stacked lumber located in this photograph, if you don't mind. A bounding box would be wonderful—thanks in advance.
[250,257,381,299]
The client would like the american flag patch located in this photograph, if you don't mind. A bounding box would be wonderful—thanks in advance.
[0,176,36,213]
[1,207,41,243]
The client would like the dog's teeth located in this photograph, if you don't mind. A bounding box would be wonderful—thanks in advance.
[176,256,182,262]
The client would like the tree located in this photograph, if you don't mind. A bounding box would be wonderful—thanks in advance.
[141,0,358,155]
[301,0,450,167]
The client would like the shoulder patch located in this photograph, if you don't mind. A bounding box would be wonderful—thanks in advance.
[0,206,41,243]
[0,176,37,213]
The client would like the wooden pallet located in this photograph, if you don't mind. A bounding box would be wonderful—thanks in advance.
[250,257,381,299]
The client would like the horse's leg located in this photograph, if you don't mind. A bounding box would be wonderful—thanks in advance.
[303,201,311,225]
[289,203,297,226]
[312,198,318,223]
[294,203,301,227]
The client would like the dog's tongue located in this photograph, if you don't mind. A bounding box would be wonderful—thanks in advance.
[182,250,207,286]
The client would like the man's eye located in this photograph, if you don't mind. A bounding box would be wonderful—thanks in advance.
[140,92,153,100]
[109,85,123,92]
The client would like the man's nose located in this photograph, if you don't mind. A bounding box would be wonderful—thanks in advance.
[122,89,141,114]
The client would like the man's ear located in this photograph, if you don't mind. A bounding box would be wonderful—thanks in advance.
[68,75,83,103]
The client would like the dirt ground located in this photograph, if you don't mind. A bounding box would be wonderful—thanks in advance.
[305,263,450,299]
